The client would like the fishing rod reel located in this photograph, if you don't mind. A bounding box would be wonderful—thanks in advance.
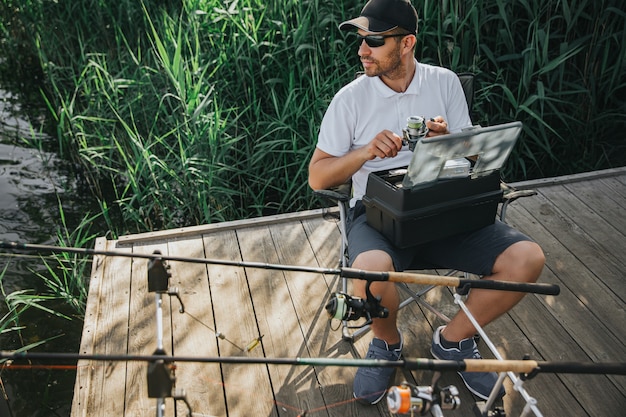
[402,115,429,151]
[325,281,389,328]
[387,376,460,416]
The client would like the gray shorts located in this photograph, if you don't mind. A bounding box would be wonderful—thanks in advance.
[347,201,533,276]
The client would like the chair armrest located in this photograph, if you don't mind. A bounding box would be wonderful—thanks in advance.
[503,189,537,204]
[501,182,537,204]
[499,182,537,221]
[313,182,352,204]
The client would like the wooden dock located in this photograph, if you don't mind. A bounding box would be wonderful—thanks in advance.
[71,167,626,417]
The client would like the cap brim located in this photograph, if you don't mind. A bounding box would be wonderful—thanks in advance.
[339,16,398,34]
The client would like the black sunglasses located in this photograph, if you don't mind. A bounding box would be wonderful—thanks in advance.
[356,33,409,48]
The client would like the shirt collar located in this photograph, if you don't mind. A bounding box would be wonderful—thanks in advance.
[372,59,421,98]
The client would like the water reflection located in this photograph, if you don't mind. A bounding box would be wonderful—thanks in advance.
[0,88,82,416]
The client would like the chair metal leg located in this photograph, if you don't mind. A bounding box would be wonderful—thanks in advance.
[453,293,543,417]
[398,283,451,322]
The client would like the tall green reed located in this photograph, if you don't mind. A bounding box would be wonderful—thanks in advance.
[2,0,624,235]
[0,263,27,338]
[0,263,59,351]
[23,0,362,232]
[32,200,97,318]
[420,0,626,179]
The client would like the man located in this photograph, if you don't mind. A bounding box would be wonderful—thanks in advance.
[308,0,545,406]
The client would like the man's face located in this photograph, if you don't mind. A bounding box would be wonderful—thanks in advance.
[357,30,404,78]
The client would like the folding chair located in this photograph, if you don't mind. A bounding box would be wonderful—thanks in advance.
[315,73,537,342]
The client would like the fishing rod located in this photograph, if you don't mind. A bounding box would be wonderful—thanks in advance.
[2,350,624,376]
[0,240,560,296]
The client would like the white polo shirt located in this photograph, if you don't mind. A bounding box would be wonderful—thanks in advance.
[317,59,472,206]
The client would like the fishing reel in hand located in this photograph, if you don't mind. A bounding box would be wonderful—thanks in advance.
[402,115,429,151]
[325,281,389,328]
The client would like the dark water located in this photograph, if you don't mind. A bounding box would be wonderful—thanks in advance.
[1,87,84,416]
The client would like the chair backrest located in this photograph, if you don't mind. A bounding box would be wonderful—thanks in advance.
[456,72,475,121]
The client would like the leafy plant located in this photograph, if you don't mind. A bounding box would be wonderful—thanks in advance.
[32,201,97,318]
[1,0,624,235]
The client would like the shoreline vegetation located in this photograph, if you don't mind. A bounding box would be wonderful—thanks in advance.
[1,0,623,237]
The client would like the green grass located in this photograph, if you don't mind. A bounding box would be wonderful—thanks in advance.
[2,0,625,235]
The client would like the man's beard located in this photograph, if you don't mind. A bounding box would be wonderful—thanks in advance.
[362,46,404,79]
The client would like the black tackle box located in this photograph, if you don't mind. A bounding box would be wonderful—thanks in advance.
[362,169,502,248]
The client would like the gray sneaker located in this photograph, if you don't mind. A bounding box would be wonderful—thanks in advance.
[430,326,505,400]
[353,335,403,405]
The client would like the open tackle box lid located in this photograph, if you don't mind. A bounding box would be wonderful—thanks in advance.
[402,121,522,188]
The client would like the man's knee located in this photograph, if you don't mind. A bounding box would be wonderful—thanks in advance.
[351,250,398,300]
[495,241,545,282]
[352,249,395,271]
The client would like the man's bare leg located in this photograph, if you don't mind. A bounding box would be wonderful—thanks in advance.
[352,249,401,345]
[441,240,545,342]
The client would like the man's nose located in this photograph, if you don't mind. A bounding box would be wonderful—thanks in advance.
[358,40,371,55]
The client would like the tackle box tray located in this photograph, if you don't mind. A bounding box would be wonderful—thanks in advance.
[362,169,502,248]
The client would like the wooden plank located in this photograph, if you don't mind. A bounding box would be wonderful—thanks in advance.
[543,183,626,247]
[86,240,133,416]
[470,295,583,416]
[167,237,227,416]
[563,178,626,234]
[510,290,626,415]
[518,188,626,308]
[498,296,591,416]
[510,166,626,189]
[237,223,325,416]
[202,229,277,416]
[124,241,174,416]
[505,204,626,386]
[274,217,385,416]
[559,179,626,291]
[117,208,332,245]
[496,203,608,414]
[599,175,626,207]
[71,237,107,417]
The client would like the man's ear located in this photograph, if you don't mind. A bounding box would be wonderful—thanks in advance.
[402,34,417,54]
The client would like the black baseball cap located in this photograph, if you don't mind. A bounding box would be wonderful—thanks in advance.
[339,0,418,35]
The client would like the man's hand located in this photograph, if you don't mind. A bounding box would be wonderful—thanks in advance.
[308,130,402,191]
[426,116,449,137]
[363,130,403,160]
